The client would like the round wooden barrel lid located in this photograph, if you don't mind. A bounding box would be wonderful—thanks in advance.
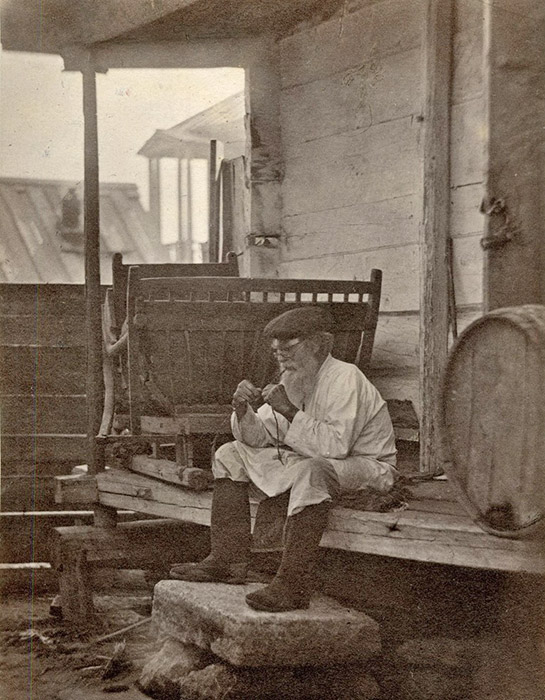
[440,305,545,538]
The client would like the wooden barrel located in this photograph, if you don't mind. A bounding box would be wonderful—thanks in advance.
[440,305,545,538]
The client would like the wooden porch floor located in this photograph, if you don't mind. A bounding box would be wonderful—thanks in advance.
[95,469,545,576]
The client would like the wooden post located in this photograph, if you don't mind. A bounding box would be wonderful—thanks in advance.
[208,140,221,262]
[176,157,183,261]
[82,62,104,477]
[82,59,117,530]
[57,545,95,627]
[482,3,545,309]
[187,159,194,261]
[149,157,161,243]
[420,0,453,476]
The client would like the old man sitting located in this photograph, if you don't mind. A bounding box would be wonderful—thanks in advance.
[170,306,398,612]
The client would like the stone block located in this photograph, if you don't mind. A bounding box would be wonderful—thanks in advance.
[153,580,380,667]
[138,637,214,698]
[178,662,380,700]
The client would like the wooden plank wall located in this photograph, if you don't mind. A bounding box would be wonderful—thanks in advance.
[276,0,485,415]
[0,285,89,509]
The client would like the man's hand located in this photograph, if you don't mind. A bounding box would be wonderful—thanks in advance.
[262,383,298,422]
[232,380,262,420]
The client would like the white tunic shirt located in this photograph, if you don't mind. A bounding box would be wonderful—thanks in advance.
[233,355,396,464]
[223,355,397,506]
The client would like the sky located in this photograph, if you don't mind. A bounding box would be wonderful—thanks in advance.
[0,49,244,210]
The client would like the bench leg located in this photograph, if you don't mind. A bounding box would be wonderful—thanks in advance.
[94,504,118,529]
[58,546,95,627]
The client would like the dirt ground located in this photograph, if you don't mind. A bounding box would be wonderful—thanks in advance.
[0,583,157,700]
[2,568,544,700]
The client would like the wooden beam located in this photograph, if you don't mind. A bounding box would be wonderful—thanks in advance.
[50,518,209,570]
[187,158,194,260]
[82,59,104,476]
[148,158,161,242]
[482,2,545,309]
[208,140,221,262]
[55,474,98,505]
[420,0,453,476]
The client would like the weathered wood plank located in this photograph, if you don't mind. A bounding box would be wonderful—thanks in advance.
[0,346,86,394]
[329,507,544,546]
[280,0,424,89]
[409,478,458,501]
[409,498,465,516]
[97,469,215,510]
[373,304,484,373]
[451,235,484,306]
[129,455,213,491]
[482,5,545,308]
[322,530,545,574]
[420,0,453,476]
[0,283,86,315]
[372,314,420,371]
[50,519,209,569]
[140,414,231,435]
[0,314,86,347]
[449,183,484,239]
[372,306,491,377]
[282,116,419,215]
[278,244,420,313]
[1,435,87,464]
[368,370,420,417]
[98,492,212,526]
[1,395,87,434]
[282,194,419,259]
[280,47,421,147]
[55,474,98,505]
[451,0,484,104]
[450,98,485,187]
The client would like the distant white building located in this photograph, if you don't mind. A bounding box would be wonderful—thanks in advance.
[138,91,246,262]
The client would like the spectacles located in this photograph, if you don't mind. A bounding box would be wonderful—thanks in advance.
[271,338,304,357]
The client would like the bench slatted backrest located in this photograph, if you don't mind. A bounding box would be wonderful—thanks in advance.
[111,251,239,334]
[126,271,382,433]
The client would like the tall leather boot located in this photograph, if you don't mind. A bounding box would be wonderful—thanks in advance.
[169,478,250,584]
[245,501,330,611]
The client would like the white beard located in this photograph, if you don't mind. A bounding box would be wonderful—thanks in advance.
[280,354,322,409]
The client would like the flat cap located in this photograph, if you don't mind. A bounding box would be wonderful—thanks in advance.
[263,306,335,339]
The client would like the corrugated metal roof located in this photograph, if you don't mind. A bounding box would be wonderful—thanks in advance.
[138,91,246,161]
[0,177,165,284]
